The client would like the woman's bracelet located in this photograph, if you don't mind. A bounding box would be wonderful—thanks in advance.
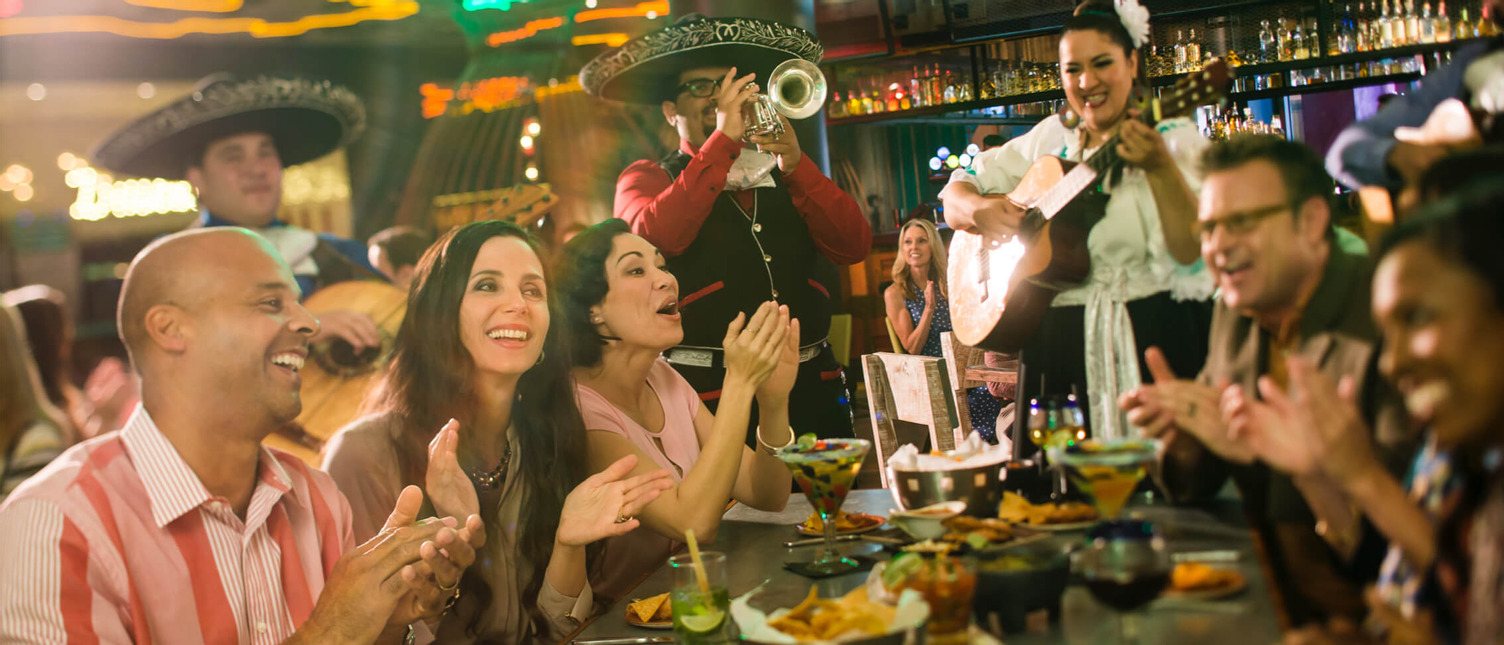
[756,426,795,455]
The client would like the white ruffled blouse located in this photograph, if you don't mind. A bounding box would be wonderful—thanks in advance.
[947,114,1213,439]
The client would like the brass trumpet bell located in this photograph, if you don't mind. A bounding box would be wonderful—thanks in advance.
[745,58,828,138]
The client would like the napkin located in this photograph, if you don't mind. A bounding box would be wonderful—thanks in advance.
[725,149,779,191]
[887,431,1010,472]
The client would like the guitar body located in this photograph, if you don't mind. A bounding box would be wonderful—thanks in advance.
[265,280,407,465]
[948,156,1108,353]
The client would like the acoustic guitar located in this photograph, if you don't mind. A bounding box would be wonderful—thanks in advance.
[266,183,559,465]
[947,62,1233,353]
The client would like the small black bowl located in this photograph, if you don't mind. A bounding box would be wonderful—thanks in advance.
[971,540,1071,636]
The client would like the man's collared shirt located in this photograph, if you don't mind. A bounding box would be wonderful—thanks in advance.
[0,405,354,644]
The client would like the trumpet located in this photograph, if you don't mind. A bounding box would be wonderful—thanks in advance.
[744,58,827,138]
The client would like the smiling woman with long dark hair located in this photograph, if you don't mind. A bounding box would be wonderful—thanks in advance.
[323,220,672,643]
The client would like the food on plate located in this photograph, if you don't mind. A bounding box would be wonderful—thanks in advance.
[627,592,672,623]
[1170,562,1244,591]
[996,491,1099,525]
[942,515,1015,544]
[802,509,881,533]
[766,585,896,642]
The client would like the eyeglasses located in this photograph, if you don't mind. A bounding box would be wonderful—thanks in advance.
[1197,203,1291,241]
[675,78,721,99]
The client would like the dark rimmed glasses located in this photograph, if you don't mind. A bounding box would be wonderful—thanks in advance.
[1196,202,1292,241]
[675,78,721,99]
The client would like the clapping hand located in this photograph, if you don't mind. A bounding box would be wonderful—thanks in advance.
[426,419,480,521]
[722,302,792,391]
[1119,347,1250,462]
[1224,356,1381,484]
[758,317,801,403]
[556,455,675,547]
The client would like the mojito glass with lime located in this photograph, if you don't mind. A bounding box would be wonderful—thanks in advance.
[668,552,733,643]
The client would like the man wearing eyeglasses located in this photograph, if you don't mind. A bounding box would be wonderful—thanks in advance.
[1119,134,1411,628]
[581,15,871,442]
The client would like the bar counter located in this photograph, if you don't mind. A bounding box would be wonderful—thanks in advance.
[569,489,1283,644]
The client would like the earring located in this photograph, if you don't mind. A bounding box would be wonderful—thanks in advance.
[1059,106,1080,129]
[591,315,603,324]
[534,349,546,366]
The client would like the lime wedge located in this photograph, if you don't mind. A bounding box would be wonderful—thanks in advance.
[966,531,991,550]
[882,552,923,589]
[795,433,817,451]
[678,609,726,633]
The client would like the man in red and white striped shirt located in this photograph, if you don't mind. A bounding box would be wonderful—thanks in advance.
[0,228,485,644]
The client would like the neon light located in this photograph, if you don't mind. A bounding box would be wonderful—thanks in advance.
[571,32,628,47]
[0,2,418,39]
[486,16,563,46]
[462,0,531,10]
[574,1,668,23]
[123,0,242,11]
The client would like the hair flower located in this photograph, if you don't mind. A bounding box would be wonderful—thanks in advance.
[1115,0,1152,49]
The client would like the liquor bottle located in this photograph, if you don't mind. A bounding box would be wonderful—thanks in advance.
[909,66,924,108]
[1436,1,1452,41]
[1341,4,1358,53]
[1371,1,1386,48]
[1481,3,1499,36]
[829,92,845,118]
[1063,395,1087,443]
[1280,18,1295,60]
[1420,2,1437,41]
[1456,6,1474,38]
[1380,0,1396,47]
[1293,21,1310,59]
[846,84,862,115]
[1357,2,1372,50]
[927,64,944,105]
[1174,29,1188,72]
[1186,29,1202,71]
[1406,0,1422,42]
[859,86,874,115]
[886,81,901,112]
[1260,19,1279,62]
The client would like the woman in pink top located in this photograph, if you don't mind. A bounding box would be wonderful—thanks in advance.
[556,219,797,599]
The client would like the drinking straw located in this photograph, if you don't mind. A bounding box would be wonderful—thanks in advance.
[684,528,711,594]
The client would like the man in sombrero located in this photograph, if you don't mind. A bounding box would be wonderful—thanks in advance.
[91,75,383,352]
[582,14,872,442]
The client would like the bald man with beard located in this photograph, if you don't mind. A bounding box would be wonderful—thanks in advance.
[0,228,485,644]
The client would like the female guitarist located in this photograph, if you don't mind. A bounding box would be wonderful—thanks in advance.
[939,0,1213,442]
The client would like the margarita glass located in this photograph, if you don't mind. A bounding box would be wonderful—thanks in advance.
[776,437,871,575]
[1049,438,1161,519]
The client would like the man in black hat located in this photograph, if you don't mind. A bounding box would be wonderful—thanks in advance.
[92,76,382,352]
[582,16,872,441]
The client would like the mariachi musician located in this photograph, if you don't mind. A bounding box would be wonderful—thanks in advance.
[939,0,1213,438]
[92,74,384,353]
[581,14,872,441]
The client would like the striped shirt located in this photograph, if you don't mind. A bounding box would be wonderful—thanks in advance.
[0,405,354,644]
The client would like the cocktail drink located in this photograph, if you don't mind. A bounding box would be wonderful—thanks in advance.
[776,437,871,575]
[1049,439,1161,519]
[901,556,977,644]
[668,552,733,644]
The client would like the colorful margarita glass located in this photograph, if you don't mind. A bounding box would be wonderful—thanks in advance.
[776,437,871,574]
[1049,438,1161,519]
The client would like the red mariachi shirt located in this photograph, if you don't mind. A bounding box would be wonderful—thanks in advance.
[614,130,871,263]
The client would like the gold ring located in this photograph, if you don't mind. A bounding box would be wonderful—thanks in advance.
[615,513,631,524]
[438,578,460,594]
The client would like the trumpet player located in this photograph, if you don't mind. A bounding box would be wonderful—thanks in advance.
[581,13,871,442]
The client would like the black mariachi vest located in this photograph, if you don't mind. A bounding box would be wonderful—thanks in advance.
[658,150,833,349]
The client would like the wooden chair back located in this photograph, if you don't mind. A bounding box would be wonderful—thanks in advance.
[861,352,962,488]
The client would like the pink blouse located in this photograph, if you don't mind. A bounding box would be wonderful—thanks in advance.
[575,359,703,600]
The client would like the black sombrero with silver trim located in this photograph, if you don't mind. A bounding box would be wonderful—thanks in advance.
[91,74,365,180]
[580,14,822,105]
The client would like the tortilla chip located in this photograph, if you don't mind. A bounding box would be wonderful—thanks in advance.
[628,593,668,623]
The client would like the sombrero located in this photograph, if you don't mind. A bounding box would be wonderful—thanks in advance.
[91,74,365,180]
[580,14,822,105]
